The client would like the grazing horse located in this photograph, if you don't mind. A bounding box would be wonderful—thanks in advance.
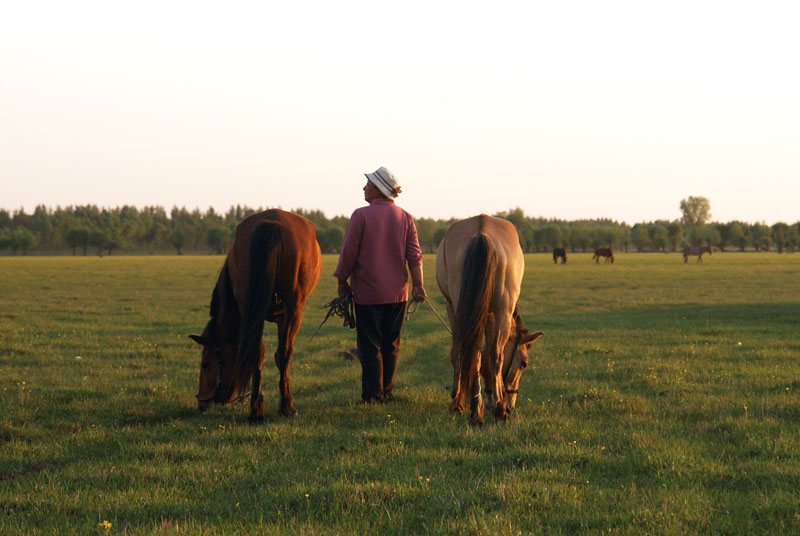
[683,245,712,263]
[553,247,567,264]
[190,209,321,421]
[592,248,614,264]
[436,215,543,426]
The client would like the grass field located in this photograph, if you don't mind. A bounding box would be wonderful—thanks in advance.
[2,252,799,535]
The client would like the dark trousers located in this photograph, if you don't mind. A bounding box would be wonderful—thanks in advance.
[355,301,407,402]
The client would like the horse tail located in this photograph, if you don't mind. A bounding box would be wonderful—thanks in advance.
[454,232,497,401]
[236,222,282,392]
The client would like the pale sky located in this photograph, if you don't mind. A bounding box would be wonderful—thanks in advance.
[2,1,798,225]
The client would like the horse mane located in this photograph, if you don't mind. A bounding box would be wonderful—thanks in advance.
[201,259,239,345]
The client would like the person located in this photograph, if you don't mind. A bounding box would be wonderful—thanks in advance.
[334,166,427,403]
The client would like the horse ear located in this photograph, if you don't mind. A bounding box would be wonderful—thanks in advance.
[520,331,543,345]
[189,334,212,347]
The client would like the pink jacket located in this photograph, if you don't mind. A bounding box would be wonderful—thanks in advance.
[334,198,423,305]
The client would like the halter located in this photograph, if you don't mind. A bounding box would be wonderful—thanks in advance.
[484,328,524,395]
[195,345,223,403]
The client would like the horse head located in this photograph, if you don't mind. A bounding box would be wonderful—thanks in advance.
[500,311,544,412]
[189,319,237,411]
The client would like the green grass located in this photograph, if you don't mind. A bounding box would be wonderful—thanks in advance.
[1,252,799,535]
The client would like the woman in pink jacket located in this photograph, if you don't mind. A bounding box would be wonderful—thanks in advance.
[334,167,427,403]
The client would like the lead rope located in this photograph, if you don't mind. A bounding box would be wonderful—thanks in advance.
[406,297,452,335]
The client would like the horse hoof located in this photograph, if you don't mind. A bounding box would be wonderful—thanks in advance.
[448,399,465,413]
[279,407,298,417]
[248,414,265,424]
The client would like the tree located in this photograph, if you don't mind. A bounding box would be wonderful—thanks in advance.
[689,224,709,247]
[317,226,345,253]
[680,196,711,226]
[89,230,109,256]
[631,224,650,252]
[206,226,231,254]
[569,226,591,252]
[651,225,669,252]
[717,223,735,252]
[667,223,683,252]
[433,227,448,248]
[787,224,800,251]
[105,235,123,256]
[170,228,190,255]
[12,229,37,255]
[539,225,562,250]
[706,226,721,248]
[414,218,438,252]
[66,227,91,255]
[727,222,748,251]
[0,229,12,251]
[772,222,789,253]
[751,223,771,251]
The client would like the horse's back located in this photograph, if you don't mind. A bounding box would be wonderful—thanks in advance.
[437,214,523,307]
[230,209,321,305]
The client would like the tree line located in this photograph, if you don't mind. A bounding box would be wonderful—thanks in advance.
[1,203,798,256]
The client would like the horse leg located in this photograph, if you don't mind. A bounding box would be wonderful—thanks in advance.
[485,316,511,421]
[248,341,266,423]
[446,301,466,412]
[467,369,484,426]
[275,307,301,417]
[448,340,466,413]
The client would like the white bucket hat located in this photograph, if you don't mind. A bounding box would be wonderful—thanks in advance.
[365,166,402,198]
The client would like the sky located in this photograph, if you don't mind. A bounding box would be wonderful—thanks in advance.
[1,1,798,225]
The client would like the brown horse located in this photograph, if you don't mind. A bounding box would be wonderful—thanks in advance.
[553,247,567,264]
[683,245,712,263]
[190,209,321,421]
[436,215,543,426]
[592,248,614,263]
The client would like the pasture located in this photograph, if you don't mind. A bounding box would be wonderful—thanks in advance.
[1,252,799,535]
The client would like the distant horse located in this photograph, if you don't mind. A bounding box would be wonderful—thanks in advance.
[592,248,614,264]
[436,215,543,426]
[190,209,321,421]
[553,247,567,264]
[683,245,712,263]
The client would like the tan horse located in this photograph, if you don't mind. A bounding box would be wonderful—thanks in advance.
[436,215,543,425]
[190,209,321,421]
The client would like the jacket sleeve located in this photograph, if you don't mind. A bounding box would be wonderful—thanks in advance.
[333,210,364,280]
